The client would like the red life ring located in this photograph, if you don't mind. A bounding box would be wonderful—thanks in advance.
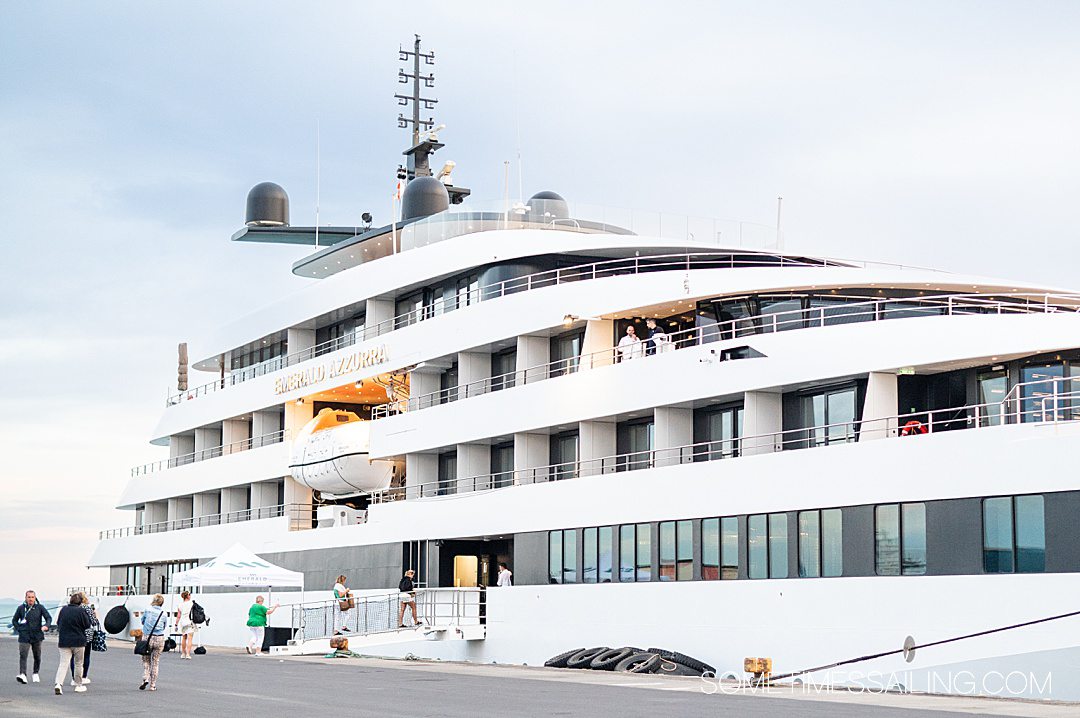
[900,420,927,436]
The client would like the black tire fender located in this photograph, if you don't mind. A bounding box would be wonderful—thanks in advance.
[544,648,586,668]
[589,647,635,670]
[646,647,716,676]
[614,652,661,674]
[565,646,610,669]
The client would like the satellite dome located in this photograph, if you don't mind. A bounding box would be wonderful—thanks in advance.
[528,190,569,220]
[401,176,450,221]
[245,182,290,227]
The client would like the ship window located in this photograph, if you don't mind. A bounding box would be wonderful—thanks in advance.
[583,527,597,583]
[550,430,579,480]
[437,451,457,496]
[749,513,788,579]
[695,405,743,461]
[983,495,1045,574]
[439,363,458,404]
[598,526,613,583]
[798,509,843,578]
[702,517,739,580]
[617,418,654,472]
[490,348,517,392]
[620,524,635,582]
[548,531,562,584]
[490,442,514,488]
[875,503,926,575]
[550,330,584,378]
[618,523,652,582]
[659,520,693,581]
[636,523,652,581]
[799,385,858,448]
[547,529,577,584]
[563,529,578,584]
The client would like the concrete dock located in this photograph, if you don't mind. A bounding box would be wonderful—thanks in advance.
[0,636,1076,717]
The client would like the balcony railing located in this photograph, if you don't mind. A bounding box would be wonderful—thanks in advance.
[166,249,948,406]
[369,378,1080,504]
[99,503,313,540]
[372,292,1080,418]
[130,430,286,477]
[65,585,138,597]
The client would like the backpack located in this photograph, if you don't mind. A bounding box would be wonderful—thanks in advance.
[103,604,130,635]
[190,602,206,625]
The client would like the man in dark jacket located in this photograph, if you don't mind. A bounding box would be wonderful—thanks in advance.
[12,590,51,684]
[53,593,92,694]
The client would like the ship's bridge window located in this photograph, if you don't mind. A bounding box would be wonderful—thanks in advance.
[875,503,926,575]
[983,495,1045,573]
[798,509,843,578]
[748,513,788,579]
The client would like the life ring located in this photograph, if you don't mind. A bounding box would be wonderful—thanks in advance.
[900,420,927,436]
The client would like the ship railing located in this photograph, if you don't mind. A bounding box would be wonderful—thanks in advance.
[287,587,482,642]
[130,430,286,477]
[369,384,1080,504]
[98,502,314,540]
[165,248,962,407]
[65,585,138,598]
[372,292,1080,419]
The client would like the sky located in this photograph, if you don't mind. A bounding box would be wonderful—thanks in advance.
[2,0,1079,599]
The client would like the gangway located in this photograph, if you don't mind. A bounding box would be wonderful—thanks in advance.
[279,587,485,656]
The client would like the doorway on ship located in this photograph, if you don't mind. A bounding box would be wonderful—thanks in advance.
[434,538,513,588]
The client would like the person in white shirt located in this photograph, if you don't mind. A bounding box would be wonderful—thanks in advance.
[616,324,643,362]
[333,575,353,634]
[175,591,195,659]
[496,563,513,587]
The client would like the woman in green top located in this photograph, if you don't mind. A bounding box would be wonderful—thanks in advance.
[245,596,278,655]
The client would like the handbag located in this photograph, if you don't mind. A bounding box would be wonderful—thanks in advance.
[91,629,107,653]
[134,610,163,655]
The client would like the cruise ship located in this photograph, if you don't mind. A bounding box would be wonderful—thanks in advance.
[85,37,1080,700]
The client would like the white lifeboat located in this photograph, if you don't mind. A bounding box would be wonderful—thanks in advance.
[288,409,397,496]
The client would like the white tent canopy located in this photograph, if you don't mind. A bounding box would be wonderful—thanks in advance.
[170,543,304,589]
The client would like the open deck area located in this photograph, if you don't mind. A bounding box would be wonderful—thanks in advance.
[1,635,1075,718]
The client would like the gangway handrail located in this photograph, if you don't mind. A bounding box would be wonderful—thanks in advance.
[372,292,1080,418]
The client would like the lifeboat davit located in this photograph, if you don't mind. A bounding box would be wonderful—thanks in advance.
[288,409,397,496]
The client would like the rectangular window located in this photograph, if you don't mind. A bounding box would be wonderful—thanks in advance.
[636,523,652,582]
[798,508,843,578]
[875,503,927,575]
[563,530,578,584]
[749,513,788,578]
[618,420,655,472]
[768,513,788,578]
[548,530,562,584]
[701,518,719,580]
[748,514,768,579]
[550,331,584,377]
[490,349,517,392]
[437,451,457,496]
[550,431,579,481]
[721,517,739,579]
[490,442,514,488]
[598,526,613,583]
[620,524,635,582]
[583,527,598,584]
[984,495,1045,573]
[676,519,693,581]
[659,521,676,581]
[800,385,858,448]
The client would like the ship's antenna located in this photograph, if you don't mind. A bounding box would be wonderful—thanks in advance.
[396,34,437,178]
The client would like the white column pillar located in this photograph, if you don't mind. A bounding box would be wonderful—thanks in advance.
[167,496,193,526]
[194,426,222,460]
[580,319,615,370]
[193,492,221,526]
[516,335,550,385]
[654,406,693,467]
[221,418,251,454]
[142,501,167,527]
[458,351,491,399]
[252,410,281,441]
[287,327,316,359]
[169,434,195,459]
[860,372,899,441]
[284,399,314,527]
[513,432,550,484]
[405,453,438,499]
[578,420,616,476]
[408,369,442,410]
[366,298,395,337]
[457,443,491,492]
[220,486,249,521]
[743,391,783,455]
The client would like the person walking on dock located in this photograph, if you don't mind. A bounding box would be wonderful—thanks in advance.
[53,592,92,694]
[68,595,99,686]
[333,575,353,635]
[246,595,278,655]
[13,590,50,685]
[397,569,421,628]
[138,594,167,691]
[175,591,195,659]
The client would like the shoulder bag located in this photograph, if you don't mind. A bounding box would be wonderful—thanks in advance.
[134,611,163,656]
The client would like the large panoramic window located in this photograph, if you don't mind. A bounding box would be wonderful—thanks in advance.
[800,385,858,447]
[875,503,927,575]
[701,517,739,580]
[983,495,1045,574]
[659,520,693,581]
[748,513,788,579]
[798,509,843,578]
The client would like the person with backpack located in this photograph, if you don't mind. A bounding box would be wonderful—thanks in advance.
[53,592,92,694]
[175,591,196,660]
[13,590,51,685]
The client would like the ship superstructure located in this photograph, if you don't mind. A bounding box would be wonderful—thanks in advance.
[84,37,1080,700]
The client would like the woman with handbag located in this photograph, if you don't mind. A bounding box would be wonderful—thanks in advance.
[68,595,101,686]
[137,594,167,691]
[332,575,354,635]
